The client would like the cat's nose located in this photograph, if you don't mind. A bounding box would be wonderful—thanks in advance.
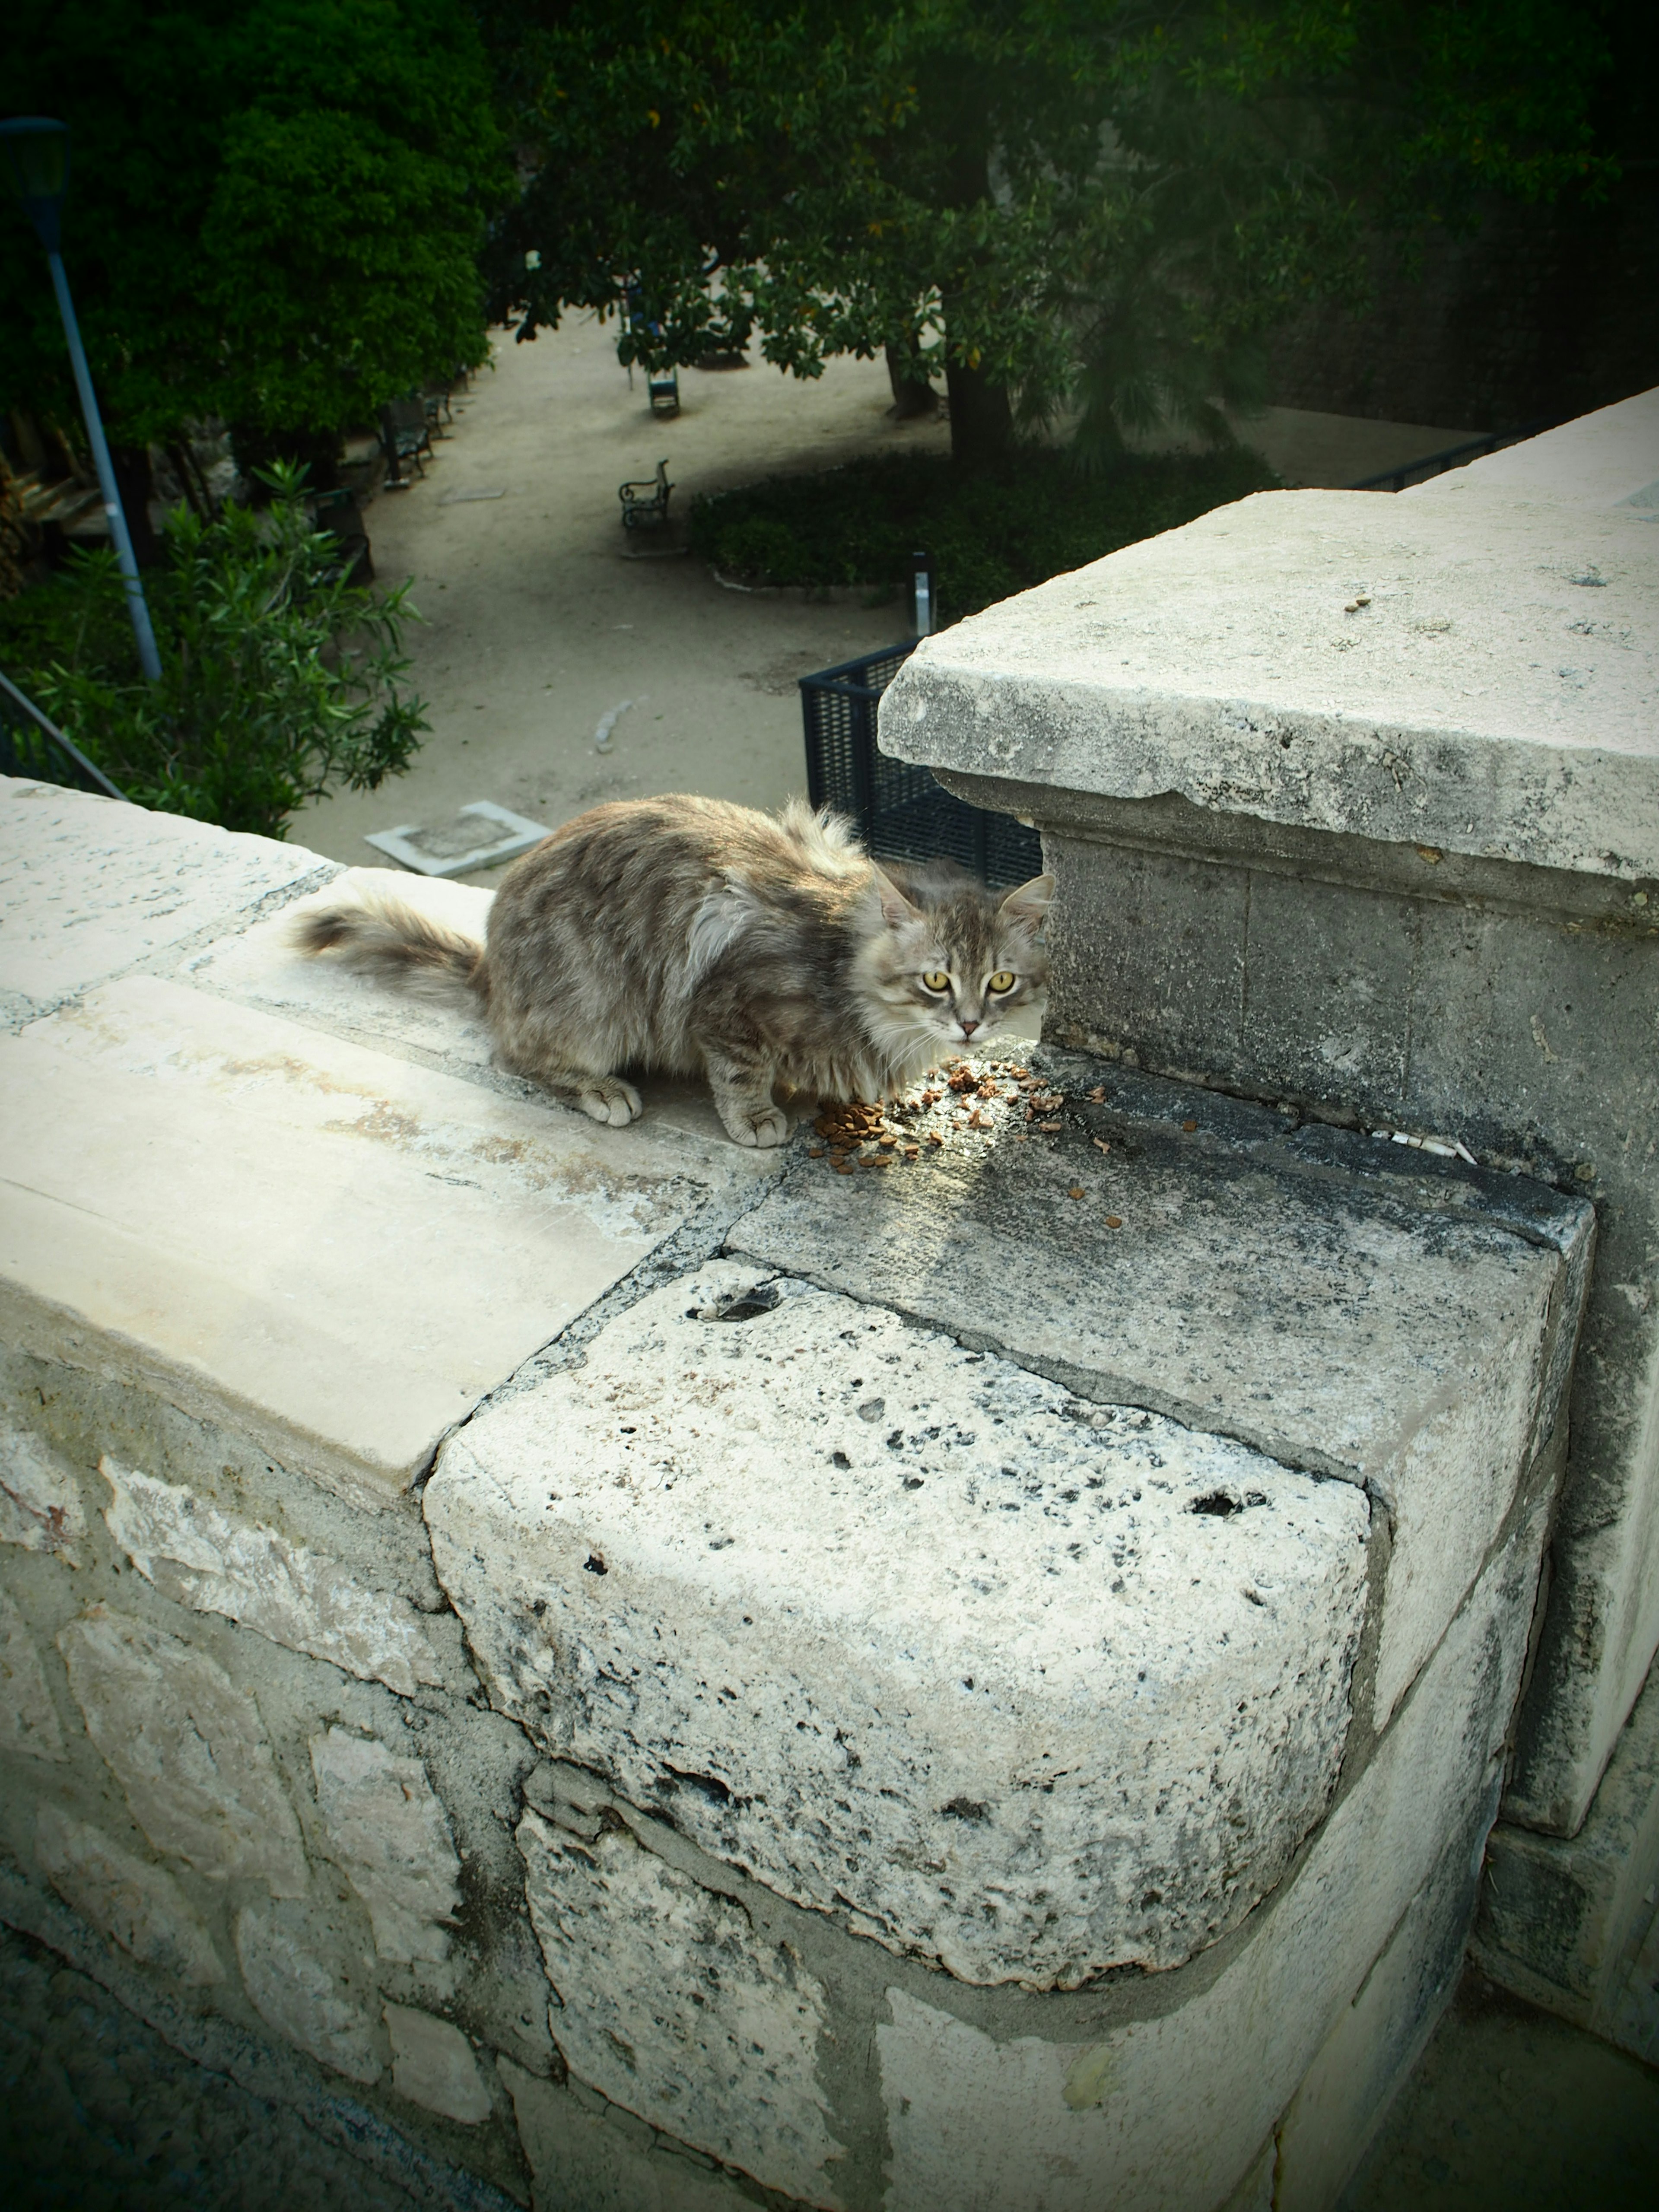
[959,1018,979,1036]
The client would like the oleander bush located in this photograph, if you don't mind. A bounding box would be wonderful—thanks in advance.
[0,464,425,837]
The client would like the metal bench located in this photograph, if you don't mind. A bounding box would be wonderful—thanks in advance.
[619,459,673,531]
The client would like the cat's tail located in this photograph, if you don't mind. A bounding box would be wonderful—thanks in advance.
[291,893,488,1004]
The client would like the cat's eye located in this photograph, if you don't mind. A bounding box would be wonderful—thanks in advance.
[921,970,951,992]
[987,970,1017,993]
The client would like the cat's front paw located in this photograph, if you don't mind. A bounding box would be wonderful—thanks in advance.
[725,1105,791,1148]
[578,1078,643,1126]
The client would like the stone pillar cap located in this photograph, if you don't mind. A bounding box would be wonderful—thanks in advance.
[880,390,1659,883]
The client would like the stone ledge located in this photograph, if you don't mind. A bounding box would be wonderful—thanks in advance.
[878,462,1658,883]
[429,1257,1372,1990]
[0,974,759,1507]
[730,1049,1589,1730]
[0,776,333,1022]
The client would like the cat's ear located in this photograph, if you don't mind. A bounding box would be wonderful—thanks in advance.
[868,864,920,928]
[998,873,1055,933]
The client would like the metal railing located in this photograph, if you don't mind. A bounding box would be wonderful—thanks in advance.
[1348,419,1557,493]
[0,668,125,800]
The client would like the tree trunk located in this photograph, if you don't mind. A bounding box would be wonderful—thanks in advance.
[111,444,163,568]
[885,341,938,420]
[942,352,1014,470]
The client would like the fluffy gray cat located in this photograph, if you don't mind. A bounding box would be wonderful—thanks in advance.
[294,795,1052,1147]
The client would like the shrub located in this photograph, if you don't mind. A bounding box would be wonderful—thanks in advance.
[0,464,425,838]
[689,445,1279,621]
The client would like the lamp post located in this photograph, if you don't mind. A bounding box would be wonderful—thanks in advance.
[0,116,162,682]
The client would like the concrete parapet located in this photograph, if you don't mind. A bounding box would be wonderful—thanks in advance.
[0,771,1598,2204]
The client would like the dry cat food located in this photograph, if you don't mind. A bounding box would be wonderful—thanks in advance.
[809,1059,1074,1172]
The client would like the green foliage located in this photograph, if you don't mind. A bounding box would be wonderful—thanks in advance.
[0,0,509,446]
[481,1,1619,466]
[0,467,426,838]
[688,445,1280,619]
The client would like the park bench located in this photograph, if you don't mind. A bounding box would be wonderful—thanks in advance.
[379,396,432,485]
[309,486,374,586]
[618,458,673,531]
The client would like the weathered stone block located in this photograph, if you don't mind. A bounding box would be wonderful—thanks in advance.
[518,1810,844,2206]
[1475,1652,1659,2045]
[101,1456,442,1694]
[429,1260,1369,1989]
[0,1584,66,1761]
[234,1898,385,2084]
[872,1478,1545,2212]
[33,1806,224,1985]
[1274,1824,1478,2210]
[731,1052,1585,1729]
[0,976,728,1506]
[0,775,328,1019]
[58,1605,308,1893]
[385,2000,493,2123]
[309,1727,461,1964]
[500,2054,753,2212]
[0,1421,86,1563]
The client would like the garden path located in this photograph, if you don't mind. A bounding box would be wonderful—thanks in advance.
[289,326,1465,881]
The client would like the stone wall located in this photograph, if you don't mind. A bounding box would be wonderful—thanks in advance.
[0,775,1595,2206]
[879,386,1659,2063]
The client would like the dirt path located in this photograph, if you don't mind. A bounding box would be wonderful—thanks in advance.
[292,326,949,876]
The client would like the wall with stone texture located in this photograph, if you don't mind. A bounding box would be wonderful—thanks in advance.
[0,774,1595,2208]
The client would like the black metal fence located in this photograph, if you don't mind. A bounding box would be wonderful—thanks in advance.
[1348,419,1556,493]
[800,644,1042,888]
[0,669,125,800]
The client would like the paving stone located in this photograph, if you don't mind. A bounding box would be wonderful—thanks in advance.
[517,1810,845,2206]
[309,1727,461,1964]
[0,975,750,1507]
[101,1456,443,1694]
[0,1583,66,1761]
[33,1805,226,1985]
[730,1051,1581,1727]
[384,2002,493,2124]
[428,1259,1370,1989]
[872,1476,1547,2212]
[0,775,329,1017]
[0,1419,87,1562]
[58,1605,308,1894]
[234,1900,385,2085]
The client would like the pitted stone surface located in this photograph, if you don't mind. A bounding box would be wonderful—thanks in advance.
[878,477,1659,880]
[101,1457,443,1694]
[1,1422,87,1563]
[0,776,329,1017]
[34,1806,225,1984]
[428,1262,1370,1988]
[309,1728,461,1964]
[0,975,736,1505]
[731,1050,1576,1726]
[58,1606,307,1894]
[1,1585,66,1761]
[517,1810,845,2207]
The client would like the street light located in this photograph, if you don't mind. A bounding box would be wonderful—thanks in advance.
[0,117,162,682]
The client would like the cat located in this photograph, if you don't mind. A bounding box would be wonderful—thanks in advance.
[293,794,1052,1147]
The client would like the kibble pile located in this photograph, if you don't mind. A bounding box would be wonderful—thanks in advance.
[807,1062,1125,1228]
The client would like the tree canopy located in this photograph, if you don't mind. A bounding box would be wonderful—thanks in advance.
[0,0,509,453]
[481,0,1621,464]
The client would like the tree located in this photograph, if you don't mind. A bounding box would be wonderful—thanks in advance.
[0,1,509,483]
[480,1,1619,468]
